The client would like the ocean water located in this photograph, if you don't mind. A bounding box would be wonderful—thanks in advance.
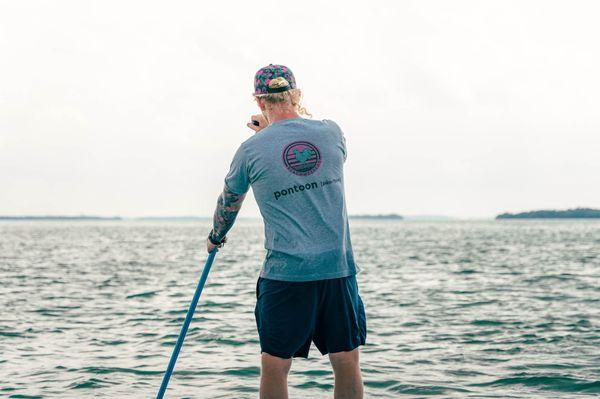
[1,219,599,398]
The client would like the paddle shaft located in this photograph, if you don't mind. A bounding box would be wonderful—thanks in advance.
[157,249,218,399]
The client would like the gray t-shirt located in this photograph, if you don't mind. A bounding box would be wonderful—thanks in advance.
[224,117,359,281]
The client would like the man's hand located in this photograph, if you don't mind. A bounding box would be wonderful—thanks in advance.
[207,235,227,254]
[247,114,268,133]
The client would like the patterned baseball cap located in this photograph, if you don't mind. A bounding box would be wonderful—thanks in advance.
[253,64,297,95]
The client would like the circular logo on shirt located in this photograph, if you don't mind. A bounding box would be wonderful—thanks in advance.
[282,141,322,176]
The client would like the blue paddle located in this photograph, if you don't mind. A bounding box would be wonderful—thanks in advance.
[157,248,218,398]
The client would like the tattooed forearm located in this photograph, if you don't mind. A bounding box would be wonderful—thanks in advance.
[210,185,246,242]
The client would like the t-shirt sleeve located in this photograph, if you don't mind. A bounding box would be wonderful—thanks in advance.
[224,144,250,194]
[324,119,347,162]
[340,130,347,162]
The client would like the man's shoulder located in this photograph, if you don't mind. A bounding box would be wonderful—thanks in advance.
[321,119,344,138]
[321,118,341,130]
[302,117,341,130]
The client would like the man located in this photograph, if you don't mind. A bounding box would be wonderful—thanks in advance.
[207,64,366,399]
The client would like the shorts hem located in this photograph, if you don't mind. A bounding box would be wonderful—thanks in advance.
[316,340,366,356]
[260,349,307,360]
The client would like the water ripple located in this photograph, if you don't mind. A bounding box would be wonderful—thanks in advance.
[1,219,599,398]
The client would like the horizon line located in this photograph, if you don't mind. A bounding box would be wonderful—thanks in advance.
[0,214,494,221]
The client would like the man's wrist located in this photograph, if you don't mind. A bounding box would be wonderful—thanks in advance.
[208,230,224,245]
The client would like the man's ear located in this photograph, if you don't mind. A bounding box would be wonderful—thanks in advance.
[256,98,266,112]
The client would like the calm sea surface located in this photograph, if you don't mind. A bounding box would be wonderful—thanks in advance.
[1,220,599,398]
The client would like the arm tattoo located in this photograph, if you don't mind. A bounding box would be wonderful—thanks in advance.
[210,185,246,242]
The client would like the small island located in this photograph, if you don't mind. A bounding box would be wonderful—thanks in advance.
[349,213,403,220]
[496,208,600,219]
[0,215,122,221]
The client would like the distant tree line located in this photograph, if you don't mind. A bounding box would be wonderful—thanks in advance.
[496,208,600,219]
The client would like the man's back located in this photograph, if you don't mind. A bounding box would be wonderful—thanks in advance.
[224,117,358,281]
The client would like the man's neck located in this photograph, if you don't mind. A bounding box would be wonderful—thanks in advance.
[267,110,301,124]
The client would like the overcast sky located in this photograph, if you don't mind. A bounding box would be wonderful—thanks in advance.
[1,1,599,218]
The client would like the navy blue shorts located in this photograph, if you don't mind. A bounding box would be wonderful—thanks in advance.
[254,274,367,359]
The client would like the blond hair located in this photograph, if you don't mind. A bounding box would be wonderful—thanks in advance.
[254,77,312,117]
